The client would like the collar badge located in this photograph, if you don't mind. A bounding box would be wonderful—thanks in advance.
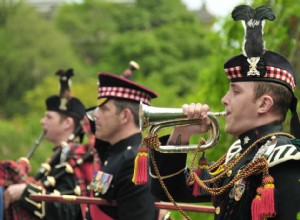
[243,136,250,145]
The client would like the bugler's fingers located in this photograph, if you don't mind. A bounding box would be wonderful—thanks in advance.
[187,103,196,119]
[182,104,189,115]
[194,103,203,118]
[200,104,210,117]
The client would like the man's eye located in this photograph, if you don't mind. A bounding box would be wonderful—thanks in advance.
[100,106,108,111]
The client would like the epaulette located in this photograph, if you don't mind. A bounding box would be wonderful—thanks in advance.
[267,143,300,167]
[225,140,242,163]
[225,140,300,167]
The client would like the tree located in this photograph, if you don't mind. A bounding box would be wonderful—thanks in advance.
[0,0,82,117]
[54,0,119,65]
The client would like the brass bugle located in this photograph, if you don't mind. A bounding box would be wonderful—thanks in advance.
[139,103,226,153]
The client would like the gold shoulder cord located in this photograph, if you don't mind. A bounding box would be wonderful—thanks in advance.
[149,132,294,220]
[192,132,294,196]
[150,150,192,220]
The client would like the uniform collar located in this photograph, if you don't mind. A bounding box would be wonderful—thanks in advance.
[109,132,142,154]
[238,122,282,149]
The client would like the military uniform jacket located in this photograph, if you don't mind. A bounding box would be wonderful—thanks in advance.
[150,123,300,220]
[19,143,90,220]
[93,133,156,220]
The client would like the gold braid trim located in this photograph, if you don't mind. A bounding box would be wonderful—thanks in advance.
[150,150,192,220]
[192,132,294,195]
[194,156,269,196]
[148,131,294,220]
[149,167,186,180]
[142,133,161,149]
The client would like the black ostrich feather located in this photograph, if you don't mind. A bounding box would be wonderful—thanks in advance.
[232,5,275,57]
[55,68,74,98]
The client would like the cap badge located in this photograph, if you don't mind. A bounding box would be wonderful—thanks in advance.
[247,19,260,28]
[247,57,260,76]
[59,98,68,111]
[243,136,250,145]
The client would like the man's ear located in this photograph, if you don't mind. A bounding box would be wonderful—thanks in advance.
[120,108,131,124]
[258,95,274,113]
[63,116,74,129]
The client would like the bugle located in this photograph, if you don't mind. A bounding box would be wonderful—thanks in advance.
[139,103,226,153]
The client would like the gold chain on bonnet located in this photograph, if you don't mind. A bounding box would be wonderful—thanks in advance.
[148,132,294,220]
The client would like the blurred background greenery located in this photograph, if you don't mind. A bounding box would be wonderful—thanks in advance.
[1,0,299,219]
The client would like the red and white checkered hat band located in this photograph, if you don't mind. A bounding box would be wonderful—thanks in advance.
[98,86,152,105]
[224,66,243,79]
[225,65,295,90]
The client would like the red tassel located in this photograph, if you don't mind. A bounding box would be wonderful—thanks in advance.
[192,168,201,196]
[192,153,210,197]
[260,175,278,217]
[251,186,263,220]
[132,146,148,185]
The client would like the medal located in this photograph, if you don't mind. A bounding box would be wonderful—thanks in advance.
[229,178,246,201]
[88,171,113,195]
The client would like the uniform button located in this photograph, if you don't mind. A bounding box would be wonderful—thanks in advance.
[215,206,220,215]
[127,146,132,150]
[227,170,232,177]
[104,161,108,166]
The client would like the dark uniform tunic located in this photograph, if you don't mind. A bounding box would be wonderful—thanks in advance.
[91,133,157,220]
[150,123,300,220]
[19,143,93,220]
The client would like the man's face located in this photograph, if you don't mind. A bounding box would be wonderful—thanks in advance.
[40,111,66,144]
[93,99,123,144]
[221,82,260,136]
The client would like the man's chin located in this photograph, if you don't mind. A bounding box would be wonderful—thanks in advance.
[225,127,240,137]
[225,126,234,135]
[95,133,101,139]
[95,132,105,141]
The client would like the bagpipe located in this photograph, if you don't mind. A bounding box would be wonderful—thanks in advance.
[0,67,102,219]
[0,132,45,220]
[0,115,99,220]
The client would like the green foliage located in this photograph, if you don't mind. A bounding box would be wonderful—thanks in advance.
[169,209,214,220]
[54,0,120,65]
[0,113,52,173]
[136,0,197,27]
[0,0,84,117]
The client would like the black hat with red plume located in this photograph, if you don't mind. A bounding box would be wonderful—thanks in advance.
[224,5,300,138]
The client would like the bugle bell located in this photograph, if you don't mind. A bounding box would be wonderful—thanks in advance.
[139,103,226,153]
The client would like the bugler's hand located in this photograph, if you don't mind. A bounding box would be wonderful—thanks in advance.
[169,103,211,144]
